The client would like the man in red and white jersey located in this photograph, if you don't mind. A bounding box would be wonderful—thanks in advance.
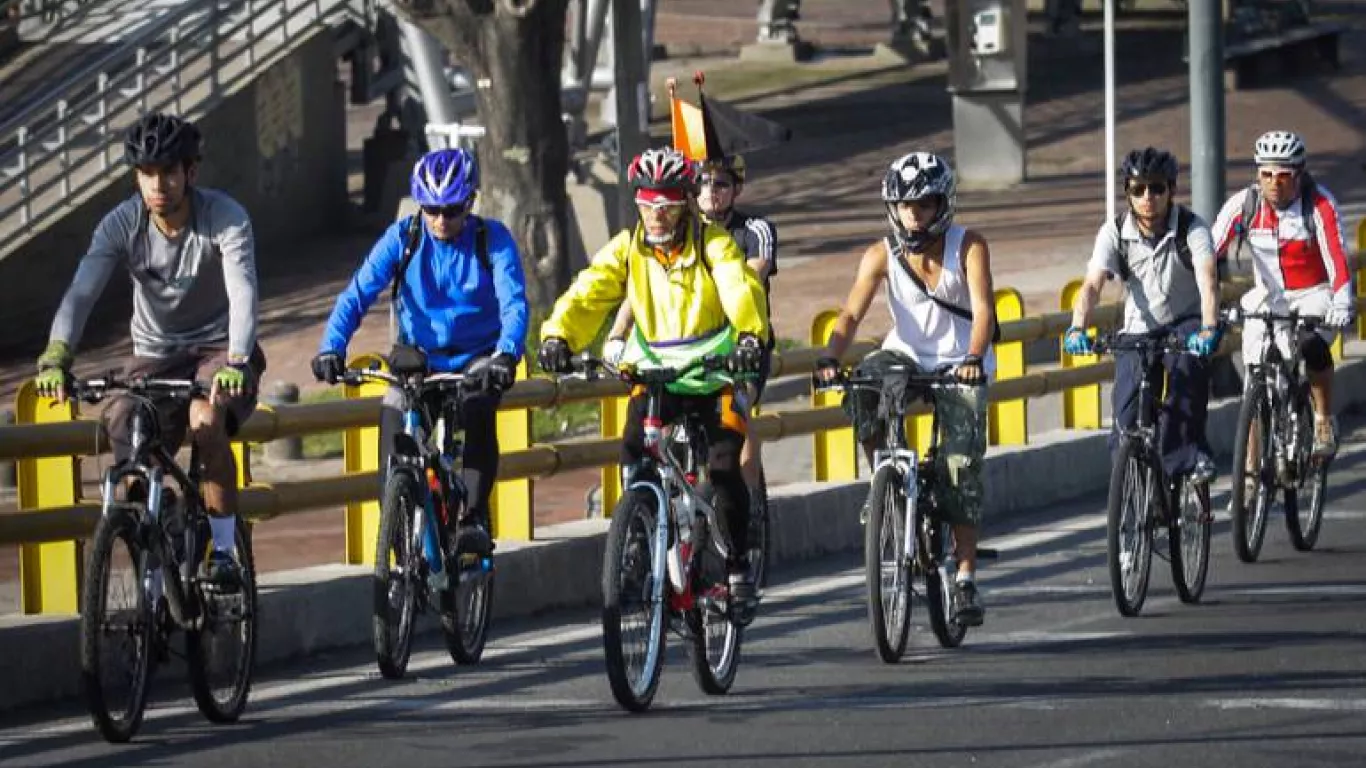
[1212,130,1354,457]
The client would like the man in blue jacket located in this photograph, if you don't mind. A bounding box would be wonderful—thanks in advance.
[312,148,529,554]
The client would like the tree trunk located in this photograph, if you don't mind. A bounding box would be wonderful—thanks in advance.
[390,0,572,309]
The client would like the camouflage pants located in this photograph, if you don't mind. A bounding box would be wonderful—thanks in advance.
[845,350,988,527]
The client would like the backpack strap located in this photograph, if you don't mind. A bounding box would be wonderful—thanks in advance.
[390,214,425,306]
[1113,212,1131,282]
[887,237,1001,342]
[473,216,491,275]
[1173,204,1196,272]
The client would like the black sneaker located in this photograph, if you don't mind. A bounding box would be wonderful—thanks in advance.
[454,517,494,558]
[727,568,758,628]
[951,579,984,627]
[204,550,242,593]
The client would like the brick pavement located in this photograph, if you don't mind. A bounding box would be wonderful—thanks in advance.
[4,2,1366,594]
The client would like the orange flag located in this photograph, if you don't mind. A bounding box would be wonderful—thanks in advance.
[668,79,709,160]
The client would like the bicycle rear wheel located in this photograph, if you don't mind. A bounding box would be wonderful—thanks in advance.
[1106,442,1155,617]
[602,490,665,713]
[441,551,495,665]
[1285,397,1328,551]
[1229,385,1272,563]
[865,463,911,663]
[373,471,422,679]
[687,536,742,695]
[80,505,154,744]
[924,519,967,648]
[1168,478,1211,604]
[187,516,258,723]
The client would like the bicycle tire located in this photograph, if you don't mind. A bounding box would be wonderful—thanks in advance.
[749,470,771,590]
[1284,396,1328,551]
[1106,441,1154,617]
[1168,478,1211,604]
[373,471,422,679]
[1229,385,1272,563]
[80,505,154,744]
[187,516,258,723]
[865,463,911,663]
[924,519,967,648]
[441,553,495,665]
[602,490,665,713]
[687,529,743,695]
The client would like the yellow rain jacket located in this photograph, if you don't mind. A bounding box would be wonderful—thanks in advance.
[542,219,770,394]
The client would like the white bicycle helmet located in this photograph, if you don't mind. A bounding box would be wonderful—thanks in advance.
[1253,131,1306,167]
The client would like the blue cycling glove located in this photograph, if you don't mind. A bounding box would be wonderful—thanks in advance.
[1063,327,1093,356]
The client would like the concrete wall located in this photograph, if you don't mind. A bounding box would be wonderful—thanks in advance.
[0,29,348,359]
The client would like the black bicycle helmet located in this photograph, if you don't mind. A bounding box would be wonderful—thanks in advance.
[1120,147,1178,184]
[124,112,202,167]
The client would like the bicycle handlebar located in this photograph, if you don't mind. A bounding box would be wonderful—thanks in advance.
[1092,333,1189,357]
[1221,306,1324,330]
[813,363,975,393]
[68,376,208,404]
[560,353,737,386]
[340,367,475,391]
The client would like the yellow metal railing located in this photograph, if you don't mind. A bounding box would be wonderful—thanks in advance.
[5,253,1366,614]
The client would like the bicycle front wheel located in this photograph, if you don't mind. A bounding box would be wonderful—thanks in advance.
[187,516,258,723]
[1229,385,1272,563]
[80,505,154,744]
[373,471,422,679]
[602,490,665,713]
[865,463,911,663]
[1168,478,1211,604]
[1106,442,1155,617]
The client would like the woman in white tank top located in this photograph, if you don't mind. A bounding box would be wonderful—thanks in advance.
[814,151,996,628]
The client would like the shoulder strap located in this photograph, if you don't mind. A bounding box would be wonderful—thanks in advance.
[390,214,424,305]
[1174,204,1196,272]
[1235,183,1259,261]
[890,241,975,325]
[1113,212,1131,282]
[1299,171,1318,242]
[473,216,491,275]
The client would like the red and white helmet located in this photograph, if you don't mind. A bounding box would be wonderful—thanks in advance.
[628,147,697,194]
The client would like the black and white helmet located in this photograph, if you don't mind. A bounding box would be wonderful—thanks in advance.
[1253,130,1306,167]
[881,151,956,251]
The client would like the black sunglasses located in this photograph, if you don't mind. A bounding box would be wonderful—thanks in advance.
[421,203,471,218]
[699,176,734,190]
[1128,182,1169,197]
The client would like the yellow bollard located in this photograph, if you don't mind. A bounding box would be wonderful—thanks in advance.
[343,353,387,565]
[812,310,858,481]
[491,359,533,540]
[15,381,82,615]
[599,391,631,517]
[907,411,934,458]
[1060,279,1102,429]
[988,288,1027,446]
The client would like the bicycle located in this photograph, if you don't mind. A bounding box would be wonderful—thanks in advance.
[338,358,495,679]
[1093,333,1213,617]
[563,354,754,712]
[819,363,989,663]
[1225,308,1331,561]
[73,376,256,743]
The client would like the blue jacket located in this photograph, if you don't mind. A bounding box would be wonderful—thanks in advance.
[320,215,529,371]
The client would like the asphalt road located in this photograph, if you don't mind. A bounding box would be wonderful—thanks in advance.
[5,424,1366,768]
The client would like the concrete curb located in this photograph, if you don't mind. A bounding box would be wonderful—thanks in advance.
[4,350,1365,712]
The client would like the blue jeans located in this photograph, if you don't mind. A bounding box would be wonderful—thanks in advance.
[1109,319,1212,479]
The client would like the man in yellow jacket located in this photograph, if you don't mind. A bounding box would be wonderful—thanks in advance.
[538,147,770,621]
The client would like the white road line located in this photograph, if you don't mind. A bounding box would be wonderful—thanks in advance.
[1205,697,1366,712]
[989,514,1108,552]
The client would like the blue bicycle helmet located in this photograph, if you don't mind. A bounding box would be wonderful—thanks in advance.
[411,148,479,207]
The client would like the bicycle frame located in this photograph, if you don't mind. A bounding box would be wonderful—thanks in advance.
[1241,311,1319,483]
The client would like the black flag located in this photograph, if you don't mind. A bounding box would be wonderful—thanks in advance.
[699,91,793,161]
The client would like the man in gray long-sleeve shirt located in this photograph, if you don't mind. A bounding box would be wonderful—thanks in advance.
[35,112,265,590]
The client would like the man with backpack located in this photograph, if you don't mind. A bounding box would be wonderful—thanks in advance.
[312,148,530,555]
[1066,147,1221,484]
[1212,130,1353,458]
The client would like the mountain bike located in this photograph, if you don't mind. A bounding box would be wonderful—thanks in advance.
[1226,308,1331,561]
[564,354,754,712]
[74,376,256,743]
[820,363,991,663]
[339,358,495,679]
[1094,333,1212,617]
